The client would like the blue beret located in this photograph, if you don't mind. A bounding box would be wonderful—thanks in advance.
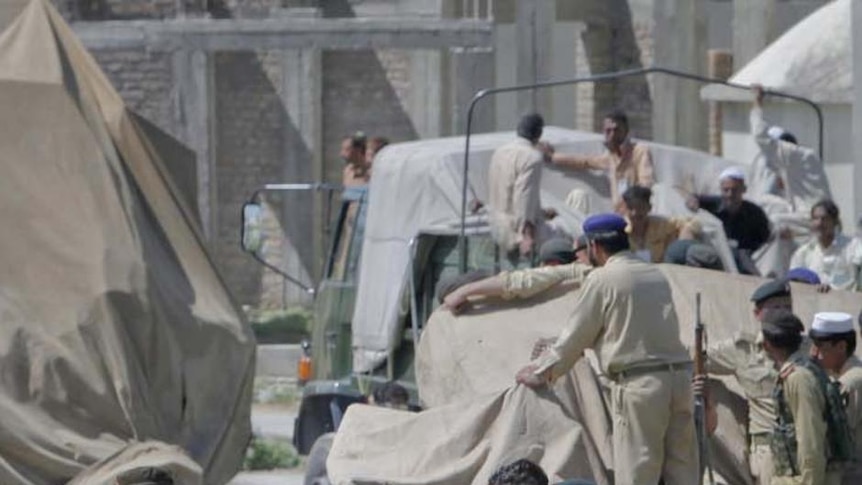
[750,279,791,304]
[583,213,627,237]
[786,267,821,285]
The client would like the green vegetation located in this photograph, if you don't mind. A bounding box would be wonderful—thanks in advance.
[243,437,301,470]
[248,307,313,344]
[253,377,299,407]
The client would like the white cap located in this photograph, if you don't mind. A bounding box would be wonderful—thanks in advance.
[719,167,746,182]
[810,312,854,336]
[767,126,786,141]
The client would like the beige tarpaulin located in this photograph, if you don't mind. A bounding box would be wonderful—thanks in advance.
[328,265,862,484]
[0,1,254,483]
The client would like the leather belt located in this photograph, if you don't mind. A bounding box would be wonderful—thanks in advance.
[610,361,693,381]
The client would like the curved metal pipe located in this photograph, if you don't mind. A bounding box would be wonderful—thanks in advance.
[458,66,824,273]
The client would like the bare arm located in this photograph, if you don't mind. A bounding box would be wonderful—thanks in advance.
[551,152,608,171]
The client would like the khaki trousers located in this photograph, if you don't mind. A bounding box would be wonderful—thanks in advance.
[611,368,699,485]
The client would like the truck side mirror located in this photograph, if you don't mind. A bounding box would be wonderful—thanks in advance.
[241,202,264,253]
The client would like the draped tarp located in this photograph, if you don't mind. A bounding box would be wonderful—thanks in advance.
[0,1,254,483]
[329,265,862,484]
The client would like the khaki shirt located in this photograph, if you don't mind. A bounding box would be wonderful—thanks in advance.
[839,356,862,484]
[488,137,544,251]
[558,141,654,207]
[626,215,691,263]
[533,252,689,380]
[501,262,592,300]
[708,331,777,435]
[773,352,828,485]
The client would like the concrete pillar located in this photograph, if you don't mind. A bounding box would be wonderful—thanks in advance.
[707,49,733,156]
[409,50,444,138]
[515,0,553,116]
[447,46,495,135]
[732,0,776,69]
[852,1,862,225]
[280,48,324,283]
[652,0,707,150]
[173,48,215,239]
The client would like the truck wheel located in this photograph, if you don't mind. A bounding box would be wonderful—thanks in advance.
[304,432,335,485]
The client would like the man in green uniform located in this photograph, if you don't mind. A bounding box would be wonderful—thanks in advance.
[707,280,793,484]
[809,311,862,484]
[761,310,829,484]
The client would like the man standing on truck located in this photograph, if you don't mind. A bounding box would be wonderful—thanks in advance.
[516,213,698,485]
[488,113,561,264]
[544,109,655,213]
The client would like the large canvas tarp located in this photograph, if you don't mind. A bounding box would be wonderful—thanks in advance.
[354,128,743,374]
[0,1,254,483]
[329,265,862,485]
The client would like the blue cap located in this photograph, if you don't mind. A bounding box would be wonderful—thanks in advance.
[583,213,627,237]
[786,267,821,285]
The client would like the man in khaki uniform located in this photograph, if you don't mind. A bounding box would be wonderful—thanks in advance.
[761,310,830,485]
[488,113,560,262]
[516,213,698,485]
[706,279,793,484]
[546,109,654,212]
[809,312,862,484]
[442,236,592,313]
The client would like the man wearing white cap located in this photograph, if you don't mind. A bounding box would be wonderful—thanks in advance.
[687,167,771,274]
[809,311,862,484]
[748,85,832,211]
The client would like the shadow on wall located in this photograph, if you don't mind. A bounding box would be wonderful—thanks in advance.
[320,0,420,184]
[578,0,653,139]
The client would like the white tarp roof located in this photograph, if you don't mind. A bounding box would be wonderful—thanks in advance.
[352,127,742,372]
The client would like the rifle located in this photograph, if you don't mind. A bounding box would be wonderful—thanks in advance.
[693,293,715,485]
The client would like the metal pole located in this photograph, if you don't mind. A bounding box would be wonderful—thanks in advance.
[458,66,825,274]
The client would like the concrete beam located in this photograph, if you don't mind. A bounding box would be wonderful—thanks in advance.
[72,18,494,51]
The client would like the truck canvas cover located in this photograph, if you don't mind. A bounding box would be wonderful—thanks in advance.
[331,267,862,484]
[0,1,254,483]
[353,126,742,373]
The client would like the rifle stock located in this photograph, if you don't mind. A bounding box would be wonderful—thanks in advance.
[693,292,714,485]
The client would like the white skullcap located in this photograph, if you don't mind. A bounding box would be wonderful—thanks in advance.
[810,312,854,336]
[719,167,746,182]
[767,126,786,141]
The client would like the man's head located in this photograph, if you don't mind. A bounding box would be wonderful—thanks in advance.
[370,381,410,409]
[365,136,389,164]
[602,109,629,149]
[718,167,746,212]
[538,237,576,266]
[751,279,792,322]
[810,199,840,242]
[767,125,798,145]
[517,113,545,144]
[488,459,548,485]
[340,132,367,165]
[573,234,590,265]
[809,312,856,373]
[621,185,652,225]
[582,213,630,266]
[760,310,805,363]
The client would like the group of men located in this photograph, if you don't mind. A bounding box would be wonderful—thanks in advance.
[465,87,862,484]
[339,132,389,187]
[486,85,862,290]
